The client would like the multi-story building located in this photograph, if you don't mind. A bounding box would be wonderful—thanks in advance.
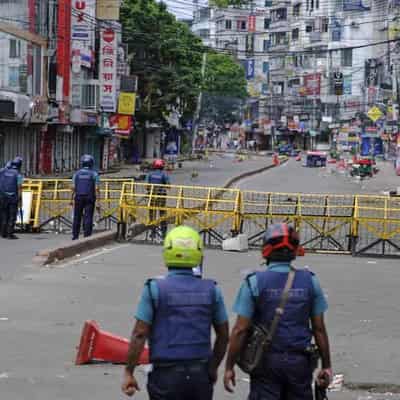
[0,0,131,175]
[192,0,394,150]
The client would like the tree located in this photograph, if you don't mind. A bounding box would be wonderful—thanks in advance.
[201,52,247,124]
[210,0,250,7]
[120,0,204,126]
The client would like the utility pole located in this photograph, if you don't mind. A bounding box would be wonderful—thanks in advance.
[191,52,208,154]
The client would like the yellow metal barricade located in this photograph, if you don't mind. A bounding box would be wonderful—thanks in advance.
[120,182,240,244]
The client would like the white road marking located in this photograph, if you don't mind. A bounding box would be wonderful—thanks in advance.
[52,244,129,269]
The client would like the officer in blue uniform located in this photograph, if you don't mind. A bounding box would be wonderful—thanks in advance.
[224,223,332,399]
[122,225,229,399]
[71,155,100,240]
[0,157,23,239]
[147,159,170,238]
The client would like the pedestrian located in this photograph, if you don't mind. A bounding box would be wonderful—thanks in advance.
[70,154,100,240]
[224,223,332,399]
[122,225,229,399]
[0,157,23,239]
[147,159,170,239]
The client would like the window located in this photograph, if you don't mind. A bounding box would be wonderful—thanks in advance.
[265,0,273,6]
[9,39,20,58]
[322,17,329,32]
[292,28,299,41]
[264,18,271,29]
[316,0,320,8]
[198,29,210,38]
[8,66,19,87]
[341,48,352,67]
[272,8,287,22]
[225,19,232,30]
[305,23,313,33]
[263,39,271,51]
[263,61,269,74]
[293,4,301,17]
[237,20,247,30]
[306,0,309,11]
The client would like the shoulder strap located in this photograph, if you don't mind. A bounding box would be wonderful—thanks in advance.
[267,267,296,342]
[246,273,257,303]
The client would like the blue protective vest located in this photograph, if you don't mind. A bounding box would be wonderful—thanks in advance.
[254,269,314,353]
[0,168,18,198]
[74,169,96,199]
[148,171,168,184]
[149,275,215,363]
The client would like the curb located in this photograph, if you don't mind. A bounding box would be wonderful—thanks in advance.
[33,231,117,266]
[33,157,287,265]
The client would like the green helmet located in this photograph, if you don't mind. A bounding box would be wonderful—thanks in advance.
[163,226,203,268]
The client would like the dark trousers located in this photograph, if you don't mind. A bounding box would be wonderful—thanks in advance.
[72,196,95,240]
[248,353,313,400]
[149,195,167,237]
[0,196,18,237]
[147,361,213,400]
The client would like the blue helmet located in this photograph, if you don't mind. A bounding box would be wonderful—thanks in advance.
[11,156,23,170]
[81,154,94,168]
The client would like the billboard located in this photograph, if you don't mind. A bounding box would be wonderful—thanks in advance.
[246,59,255,80]
[304,73,321,96]
[96,0,120,20]
[100,27,118,112]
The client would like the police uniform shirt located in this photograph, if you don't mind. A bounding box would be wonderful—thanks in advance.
[136,269,228,325]
[2,173,23,196]
[146,172,170,185]
[233,262,328,319]
[72,168,100,189]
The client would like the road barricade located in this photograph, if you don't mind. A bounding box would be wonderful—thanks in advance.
[22,179,134,231]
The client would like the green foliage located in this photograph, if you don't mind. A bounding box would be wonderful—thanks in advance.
[121,0,204,125]
[210,0,250,7]
[121,0,248,127]
[202,52,247,123]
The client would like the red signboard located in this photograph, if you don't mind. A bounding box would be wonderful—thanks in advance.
[57,0,71,99]
[248,15,256,32]
[304,73,321,96]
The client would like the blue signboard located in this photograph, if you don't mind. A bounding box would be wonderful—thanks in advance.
[246,59,255,80]
[343,0,370,11]
[331,17,342,41]
[343,76,352,95]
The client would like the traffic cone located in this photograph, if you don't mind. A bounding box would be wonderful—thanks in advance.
[273,153,280,166]
[75,320,149,365]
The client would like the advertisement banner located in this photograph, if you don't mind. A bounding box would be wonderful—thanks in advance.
[118,92,136,115]
[343,75,352,95]
[304,73,321,96]
[96,0,120,20]
[246,59,255,80]
[100,27,118,112]
[248,15,256,32]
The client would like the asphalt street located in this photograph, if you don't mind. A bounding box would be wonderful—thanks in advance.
[1,155,400,399]
[236,158,400,194]
[1,244,399,399]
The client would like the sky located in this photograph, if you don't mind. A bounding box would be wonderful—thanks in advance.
[162,0,208,19]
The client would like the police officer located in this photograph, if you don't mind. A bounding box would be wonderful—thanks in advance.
[224,223,332,399]
[71,154,100,240]
[122,225,229,399]
[147,159,170,238]
[0,157,23,239]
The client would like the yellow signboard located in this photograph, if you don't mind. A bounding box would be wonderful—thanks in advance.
[118,93,136,115]
[96,0,120,20]
[367,106,383,122]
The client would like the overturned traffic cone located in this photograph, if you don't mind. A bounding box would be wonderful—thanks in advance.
[75,320,149,365]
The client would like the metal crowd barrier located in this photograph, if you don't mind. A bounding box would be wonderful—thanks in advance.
[22,178,134,232]
[21,179,400,258]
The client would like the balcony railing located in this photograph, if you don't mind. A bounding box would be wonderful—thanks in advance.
[81,81,100,111]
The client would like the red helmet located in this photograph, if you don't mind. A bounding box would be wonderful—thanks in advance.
[152,159,165,169]
[262,223,305,259]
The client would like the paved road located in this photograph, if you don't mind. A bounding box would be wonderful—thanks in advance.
[1,244,399,399]
[236,158,399,194]
[0,154,272,282]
